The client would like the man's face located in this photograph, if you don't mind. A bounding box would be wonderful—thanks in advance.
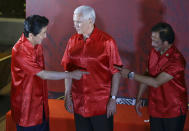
[32,26,47,45]
[151,32,165,52]
[73,13,90,34]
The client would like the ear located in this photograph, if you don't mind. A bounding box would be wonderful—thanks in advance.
[88,18,93,24]
[28,33,35,43]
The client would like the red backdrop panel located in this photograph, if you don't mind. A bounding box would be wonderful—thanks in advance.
[26,0,189,100]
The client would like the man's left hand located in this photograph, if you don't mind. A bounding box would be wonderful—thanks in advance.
[107,98,117,118]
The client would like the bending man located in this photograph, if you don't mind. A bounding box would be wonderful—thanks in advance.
[11,15,88,131]
[115,22,187,131]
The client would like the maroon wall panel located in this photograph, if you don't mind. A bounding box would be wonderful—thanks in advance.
[26,0,189,99]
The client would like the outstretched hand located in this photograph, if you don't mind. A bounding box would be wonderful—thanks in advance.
[70,70,89,80]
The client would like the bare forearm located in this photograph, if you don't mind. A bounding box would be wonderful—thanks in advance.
[136,83,148,101]
[64,78,73,113]
[111,72,121,96]
[134,72,173,88]
[65,78,72,96]
[134,74,160,88]
[37,70,70,80]
[114,66,173,88]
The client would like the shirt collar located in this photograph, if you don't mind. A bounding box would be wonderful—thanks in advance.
[153,44,175,58]
[162,45,175,58]
[21,33,38,50]
[78,27,98,41]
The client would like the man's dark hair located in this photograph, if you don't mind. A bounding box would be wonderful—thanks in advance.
[24,15,49,37]
[151,22,175,44]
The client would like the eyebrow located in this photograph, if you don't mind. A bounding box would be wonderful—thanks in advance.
[74,20,83,23]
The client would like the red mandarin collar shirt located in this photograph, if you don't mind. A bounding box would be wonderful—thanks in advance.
[62,27,122,117]
[148,45,188,118]
[11,34,49,126]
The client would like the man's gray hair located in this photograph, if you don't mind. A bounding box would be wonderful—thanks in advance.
[74,5,96,24]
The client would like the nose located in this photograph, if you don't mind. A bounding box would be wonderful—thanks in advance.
[44,33,47,38]
[74,23,79,28]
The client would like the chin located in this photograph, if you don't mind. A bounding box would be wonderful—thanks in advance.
[154,48,161,52]
[76,31,82,34]
[152,46,158,51]
[37,41,42,44]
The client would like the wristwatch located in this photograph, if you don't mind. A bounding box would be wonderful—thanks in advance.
[111,95,116,100]
[128,71,135,79]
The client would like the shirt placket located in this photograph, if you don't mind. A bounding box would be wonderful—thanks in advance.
[81,39,89,114]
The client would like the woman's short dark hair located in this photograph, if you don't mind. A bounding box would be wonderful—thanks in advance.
[151,22,175,44]
[24,15,49,37]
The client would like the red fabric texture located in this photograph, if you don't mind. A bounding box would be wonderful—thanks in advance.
[11,34,49,126]
[6,99,189,131]
[148,45,188,118]
[61,27,122,117]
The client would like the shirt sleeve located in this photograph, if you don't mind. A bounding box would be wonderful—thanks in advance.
[106,39,123,74]
[163,57,185,77]
[12,48,43,75]
[61,39,72,71]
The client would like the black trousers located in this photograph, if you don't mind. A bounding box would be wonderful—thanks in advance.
[150,115,186,131]
[74,113,113,131]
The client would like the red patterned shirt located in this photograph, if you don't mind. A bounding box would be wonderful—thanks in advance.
[148,45,188,118]
[11,34,49,126]
[62,27,122,117]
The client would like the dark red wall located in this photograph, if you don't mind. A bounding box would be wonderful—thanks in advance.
[26,0,189,99]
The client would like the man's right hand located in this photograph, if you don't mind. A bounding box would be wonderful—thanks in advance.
[70,70,89,80]
[64,95,74,113]
[135,99,142,116]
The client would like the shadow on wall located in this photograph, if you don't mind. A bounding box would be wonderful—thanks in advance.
[117,0,166,97]
[135,0,166,73]
[134,0,165,97]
